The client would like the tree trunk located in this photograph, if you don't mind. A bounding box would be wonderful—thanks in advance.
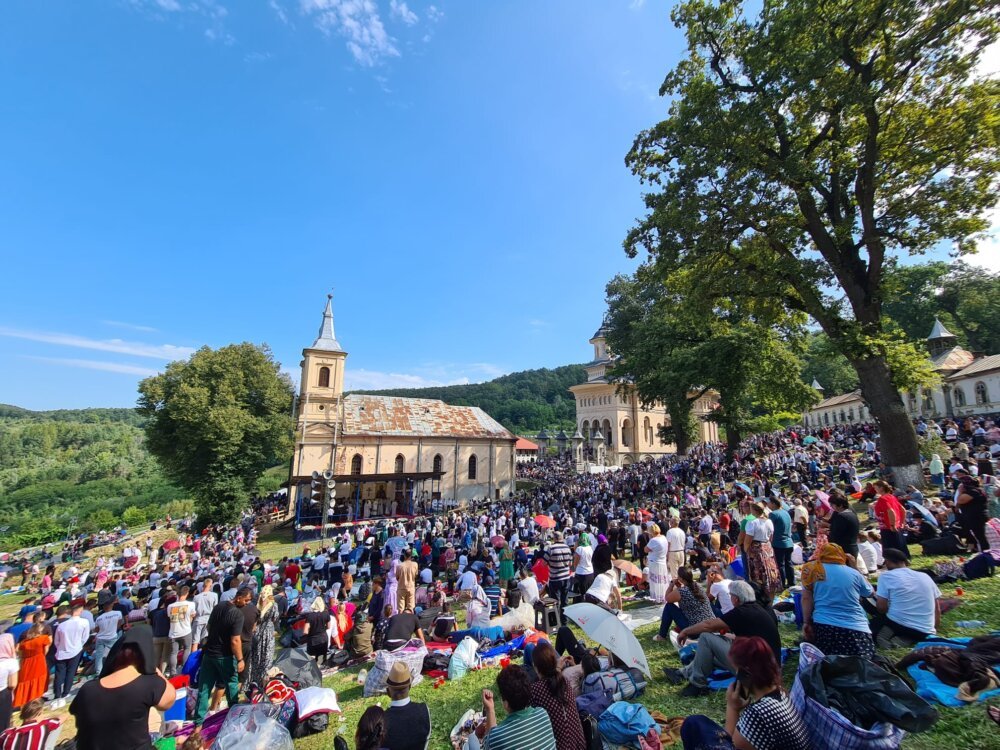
[724,422,741,463]
[852,355,924,489]
[667,399,691,456]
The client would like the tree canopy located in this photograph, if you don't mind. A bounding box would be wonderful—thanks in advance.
[625,0,1000,486]
[138,343,295,526]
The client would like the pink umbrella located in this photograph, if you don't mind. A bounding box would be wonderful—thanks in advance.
[161,539,180,551]
[533,514,555,529]
[491,535,505,547]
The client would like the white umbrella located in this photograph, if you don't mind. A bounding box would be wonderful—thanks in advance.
[563,603,651,677]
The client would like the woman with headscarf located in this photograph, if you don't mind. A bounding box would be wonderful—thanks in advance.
[12,624,50,709]
[0,634,18,732]
[644,524,670,603]
[246,585,279,690]
[498,541,515,588]
[384,556,400,618]
[70,625,176,750]
[302,596,331,666]
[800,543,876,659]
[743,503,782,601]
[572,533,595,597]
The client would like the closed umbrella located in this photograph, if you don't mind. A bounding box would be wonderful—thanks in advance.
[563,603,650,677]
[533,514,555,529]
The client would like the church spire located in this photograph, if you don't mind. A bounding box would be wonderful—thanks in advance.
[309,294,345,352]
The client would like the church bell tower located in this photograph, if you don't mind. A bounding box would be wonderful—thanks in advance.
[298,295,348,428]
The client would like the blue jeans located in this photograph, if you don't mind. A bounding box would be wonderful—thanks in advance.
[658,603,689,638]
[93,636,119,677]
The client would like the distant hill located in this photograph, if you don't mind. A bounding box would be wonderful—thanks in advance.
[0,405,189,550]
[354,364,586,433]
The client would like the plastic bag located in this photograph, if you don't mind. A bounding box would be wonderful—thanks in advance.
[214,703,295,750]
[448,636,480,681]
[798,644,938,733]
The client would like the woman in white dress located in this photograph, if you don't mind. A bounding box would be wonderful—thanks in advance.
[644,524,671,603]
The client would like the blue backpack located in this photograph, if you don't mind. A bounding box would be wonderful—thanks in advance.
[597,702,658,745]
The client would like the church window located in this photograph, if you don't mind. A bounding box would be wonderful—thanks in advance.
[954,387,966,407]
[433,454,443,473]
[621,419,632,448]
[468,455,478,480]
[823,412,829,425]
[976,381,989,405]
[350,454,363,475]
[318,366,330,388]
[394,454,405,473]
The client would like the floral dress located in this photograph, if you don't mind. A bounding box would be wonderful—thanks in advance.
[247,603,279,690]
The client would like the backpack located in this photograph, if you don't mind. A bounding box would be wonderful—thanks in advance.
[581,668,646,700]
[597,702,658,746]
[962,551,997,580]
[580,711,603,750]
[292,712,329,738]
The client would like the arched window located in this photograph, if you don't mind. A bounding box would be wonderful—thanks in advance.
[582,420,590,439]
[976,381,989,405]
[394,454,405,473]
[643,417,652,445]
[621,419,632,448]
[318,366,330,388]
[848,407,854,421]
[350,454,363,475]
[954,387,966,407]
[603,419,613,448]
[433,454,443,473]
[468,455,478,480]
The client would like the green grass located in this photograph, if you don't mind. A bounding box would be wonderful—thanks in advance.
[295,551,1000,750]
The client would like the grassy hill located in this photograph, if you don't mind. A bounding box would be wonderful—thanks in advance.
[0,404,191,550]
[354,364,585,432]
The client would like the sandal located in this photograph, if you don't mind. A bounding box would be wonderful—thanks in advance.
[988,705,1000,727]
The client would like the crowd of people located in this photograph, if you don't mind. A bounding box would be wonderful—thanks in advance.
[0,415,997,750]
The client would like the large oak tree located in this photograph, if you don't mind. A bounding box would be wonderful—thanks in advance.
[626,0,1000,487]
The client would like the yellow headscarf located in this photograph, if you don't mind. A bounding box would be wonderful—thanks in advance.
[800,542,847,588]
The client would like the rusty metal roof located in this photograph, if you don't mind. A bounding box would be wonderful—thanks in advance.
[342,394,516,440]
[930,346,976,372]
[811,390,865,409]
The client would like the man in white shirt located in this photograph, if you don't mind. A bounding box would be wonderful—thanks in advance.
[698,512,714,547]
[52,604,90,708]
[167,585,197,676]
[517,568,540,606]
[872,548,941,649]
[665,519,686,578]
[457,567,479,593]
[311,550,328,585]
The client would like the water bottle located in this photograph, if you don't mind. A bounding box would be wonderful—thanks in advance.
[955,620,986,628]
[357,668,368,685]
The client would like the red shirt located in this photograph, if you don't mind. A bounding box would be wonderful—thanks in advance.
[873,494,905,531]
[719,512,731,532]
[532,559,550,586]
[285,563,301,584]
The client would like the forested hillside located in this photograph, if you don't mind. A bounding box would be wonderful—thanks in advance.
[0,405,191,550]
[355,364,586,432]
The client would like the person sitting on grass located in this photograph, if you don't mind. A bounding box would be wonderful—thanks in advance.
[480,665,557,750]
[680,636,809,750]
[664,581,781,698]
[866,548,942,649]
[653,567,715,642]
[0,699,61,750]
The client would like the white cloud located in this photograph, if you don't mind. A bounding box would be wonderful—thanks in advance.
[270,0,290,24]
[345,369,452,390]
[0,327,196,361]
[300,0,399,66]
[425,4,443,22]
[389,0,417,25]
[103,320,159,333]
[629,0,646,8]
[22,356,160,377]
[154,0,182,10]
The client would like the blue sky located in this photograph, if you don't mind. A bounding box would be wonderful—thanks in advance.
[0,0,687,410]
[1,2,996,411]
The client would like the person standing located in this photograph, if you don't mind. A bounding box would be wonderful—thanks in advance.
[766,497,795,592]
[193,588,249,725]
[92,598,124,677]
[0,634,18,733]
[744,503,781,601]
[544,533,573,625]
[826,493,861,559]
[571,534,595,600]
[191,578,218,652]
[396,550,419,614]
[12,625,50,710]
[872,481,909,559]
[166,586,196,677]
[665,519,687,580]
[246,585,279,691]
[51,604,89,709]
[645,525,671,603]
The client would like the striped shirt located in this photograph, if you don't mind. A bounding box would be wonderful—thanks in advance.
[482,707,557,750]
[544,543,573,582]
[0,719,62,750]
